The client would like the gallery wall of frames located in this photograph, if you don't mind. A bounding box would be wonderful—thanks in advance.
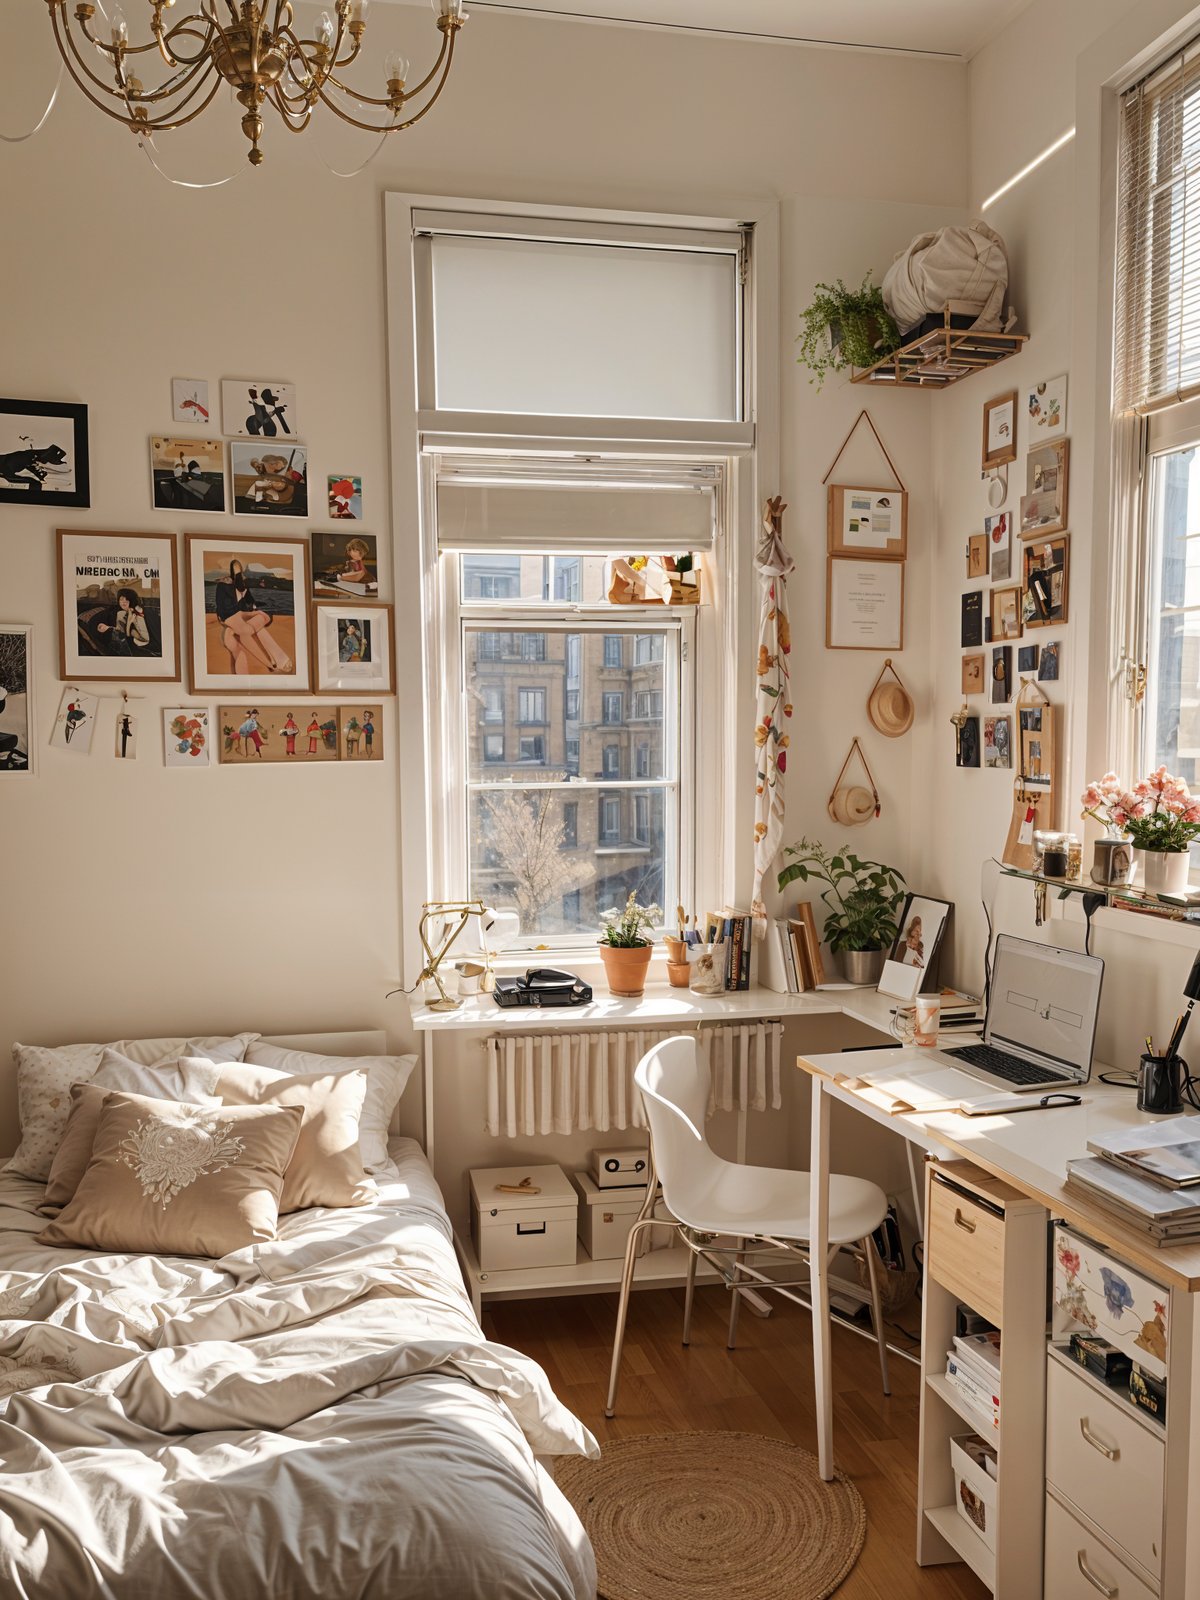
[0,382,391,776]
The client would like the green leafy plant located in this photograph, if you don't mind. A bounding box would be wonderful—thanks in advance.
[599,891,662,948]
[796,274,900,388]
[777,837,906,952]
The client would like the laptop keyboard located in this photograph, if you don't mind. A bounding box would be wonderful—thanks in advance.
[944,1043,1067,1087]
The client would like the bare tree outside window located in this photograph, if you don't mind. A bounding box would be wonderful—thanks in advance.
[481,780,597,933]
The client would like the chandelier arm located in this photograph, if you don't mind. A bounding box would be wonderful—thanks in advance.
[54,8,154,104]
[400,25,453,101]
[136,73,226,132]
[313,41,457,137]
[155,17,219,67]
[323,26,450,111]
[59,10,207,110]
[50,22,171,129]
[124,59,220,120]
[268,90,314,133]
[72,5,177,60]
[121,57,212,108]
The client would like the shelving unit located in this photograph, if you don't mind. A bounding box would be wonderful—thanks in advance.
[916,1158,1049,1598]
[851,311,1028,388]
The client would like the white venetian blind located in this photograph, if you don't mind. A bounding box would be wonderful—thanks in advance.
[1116,42,1200,414]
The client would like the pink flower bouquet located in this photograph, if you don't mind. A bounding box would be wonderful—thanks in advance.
[1083,767,1200,853]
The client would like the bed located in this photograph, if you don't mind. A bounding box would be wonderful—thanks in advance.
[0,1031,598,1600]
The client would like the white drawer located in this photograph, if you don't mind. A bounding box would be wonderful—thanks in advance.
[1046,1358,1164,1578]
[1045,1493,1157,1600]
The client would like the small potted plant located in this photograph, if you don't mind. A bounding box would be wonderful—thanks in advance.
[1083,766,1200,895]
[777,838,906,984]
[796,274,900,389]
[598,891,662,997]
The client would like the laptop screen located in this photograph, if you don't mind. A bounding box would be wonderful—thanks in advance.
[985,936,1105,1077]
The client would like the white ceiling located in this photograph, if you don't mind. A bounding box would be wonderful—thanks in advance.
[439,0,1034,60]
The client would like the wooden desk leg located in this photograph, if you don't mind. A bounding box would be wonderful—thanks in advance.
[810,1074,834,1481]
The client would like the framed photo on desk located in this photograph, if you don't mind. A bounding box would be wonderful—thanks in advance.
[878,893,952,1002]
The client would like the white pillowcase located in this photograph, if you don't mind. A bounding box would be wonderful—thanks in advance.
[92,1047,224,1105]
[241,1041,416,1172]
[6,1032,258,1181]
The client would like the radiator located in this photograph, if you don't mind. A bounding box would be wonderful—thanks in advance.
[483,1022,784,1138]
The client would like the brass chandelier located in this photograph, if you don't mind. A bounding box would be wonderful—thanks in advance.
[45,0,467,165]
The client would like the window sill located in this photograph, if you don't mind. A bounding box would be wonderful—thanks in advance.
[1057,896,1200,950]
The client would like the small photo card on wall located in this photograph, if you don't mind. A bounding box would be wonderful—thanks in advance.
[991,645,1012,704]
[164,708,211,767]
[150,436,225,514]
[171,379,211,426]
[961,591,984,649]
[328,475,362,520]
[50,687,98,755]
[1027,374,1067,438]
[985,510,1012,582]
[984,715,1013,769]
[221,380,298,438]
[0,624,34,775]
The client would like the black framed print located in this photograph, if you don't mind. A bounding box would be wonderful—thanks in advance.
[0,399,90,507]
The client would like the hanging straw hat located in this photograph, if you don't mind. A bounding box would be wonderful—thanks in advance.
[828,784,878,827]
[867,659,914,738]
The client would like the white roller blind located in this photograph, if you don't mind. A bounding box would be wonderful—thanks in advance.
[435,461,718,553]
[1116,42,1200,413]
[422,226,742,422]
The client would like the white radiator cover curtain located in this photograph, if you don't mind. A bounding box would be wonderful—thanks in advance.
[484,1023,783,1138]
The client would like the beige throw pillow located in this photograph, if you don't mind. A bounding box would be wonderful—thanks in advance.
[213,1063,375,1212]
[241,1042,415,1171]
[37,1091,302,1259]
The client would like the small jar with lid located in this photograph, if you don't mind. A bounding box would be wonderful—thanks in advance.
[1038,832,1070,877]
[1065,834,1083,881]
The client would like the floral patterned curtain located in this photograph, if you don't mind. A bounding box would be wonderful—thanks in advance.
[752,496,794,932]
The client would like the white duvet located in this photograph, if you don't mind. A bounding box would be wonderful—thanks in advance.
[0,1139,599,1599]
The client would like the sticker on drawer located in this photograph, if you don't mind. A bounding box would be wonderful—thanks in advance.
[1053,1225,1169,1380]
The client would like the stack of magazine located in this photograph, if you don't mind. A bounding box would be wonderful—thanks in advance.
[1066,1121,1200,1245]
[944,1330,1001,1431]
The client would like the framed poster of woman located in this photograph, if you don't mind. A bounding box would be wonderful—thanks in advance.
[185,534,311,695]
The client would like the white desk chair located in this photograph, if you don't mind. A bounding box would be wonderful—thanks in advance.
[605,1036,891,1434]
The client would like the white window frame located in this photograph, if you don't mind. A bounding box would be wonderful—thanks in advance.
[387,190,779,964]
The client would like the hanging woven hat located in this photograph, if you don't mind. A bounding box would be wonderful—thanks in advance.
[826,739,881,828]
[867,659,914,738]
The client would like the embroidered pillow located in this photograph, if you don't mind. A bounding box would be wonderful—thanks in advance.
[242,1042,416,1172]
[41,1052,223,1213]
[37,1091,302,1260]
[6,1033,258,1181]
[212,1063,375,1212]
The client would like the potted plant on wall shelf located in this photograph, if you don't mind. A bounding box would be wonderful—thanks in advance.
[796,274,901,388]
[777,838,906,984]
[1082,766,1200,895]
[598,891,662,997]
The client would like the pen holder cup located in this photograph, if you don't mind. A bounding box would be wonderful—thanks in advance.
[688,945,724,996]
[1137,1053,1186,1116]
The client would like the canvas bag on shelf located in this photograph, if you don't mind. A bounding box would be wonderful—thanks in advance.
[882,220,1016,337]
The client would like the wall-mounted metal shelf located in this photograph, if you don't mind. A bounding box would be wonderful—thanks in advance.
[1001,866,1200,923]
[852,311,1028,388]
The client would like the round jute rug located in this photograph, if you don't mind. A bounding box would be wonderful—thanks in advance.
[556,1430,866,1600]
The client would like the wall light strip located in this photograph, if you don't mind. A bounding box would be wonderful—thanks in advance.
[981,127,1076,211]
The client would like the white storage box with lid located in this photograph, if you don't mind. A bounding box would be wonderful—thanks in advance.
[469,1164,578,1272]
[950,1432,998,1553]
[573,1170,665,1260]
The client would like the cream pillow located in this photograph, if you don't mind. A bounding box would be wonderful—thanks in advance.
[37,1091,302,1259]
[6,1033,258,1182]
[212,1063,375,1212]
[41,1053,222,1213]
[242,1042,415,1172]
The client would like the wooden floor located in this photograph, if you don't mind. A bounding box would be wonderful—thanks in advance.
[484,1284,989,1600]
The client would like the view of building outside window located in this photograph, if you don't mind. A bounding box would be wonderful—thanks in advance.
[462,553,676,939]
[1146,446,1200,804]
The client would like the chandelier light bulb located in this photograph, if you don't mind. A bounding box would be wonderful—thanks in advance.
[316,10,335,49]
[385,49,410,85]
[432,0,464,17]
[350,0,370,20]
[110,3,128,45]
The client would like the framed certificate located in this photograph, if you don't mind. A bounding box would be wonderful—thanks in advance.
[826,557,904,651]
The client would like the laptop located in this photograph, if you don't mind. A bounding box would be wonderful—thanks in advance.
[933,935,1105,1093]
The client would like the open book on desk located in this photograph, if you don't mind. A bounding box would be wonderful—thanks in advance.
[830,1062,1040,1118]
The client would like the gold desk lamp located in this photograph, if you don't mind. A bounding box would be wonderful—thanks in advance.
[417,900,497,1011]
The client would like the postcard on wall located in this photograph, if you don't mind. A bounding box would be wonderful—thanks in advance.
[1018,644,1039,674]
[57,529,180,682]
[150,435,225,514]
[961,590,984,649]
[826,557,904,650]
[956,714,981,769]
[1022,534,1069,628]
[229,441,308,518]
[985,510,1012,582]
[982,391,1017,470]
[1020,439,1069,536]
[218,704,340,764]
[0,398,89,507]
[1038,640,1061,681]
[115,710,138,761]
[984,716,1013,769]
[312,530,379,598]
[328,475,362,520]
[967,533,987,580]
[991,645,1012,704]
[0,624,34,775]
[312,601,395,694]
[164,708,211,767]
[990,584,1022,642]
[1027,375,1067,438]
[221,379,298,438]
[171,378,211,426]
[962,653,984,695]
[185,534,311,695]
[50,687,99,754]
[340,705,383,761]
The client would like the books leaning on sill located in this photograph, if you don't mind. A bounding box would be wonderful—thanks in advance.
[759,905,826,993]
[945,1329,1001,1432]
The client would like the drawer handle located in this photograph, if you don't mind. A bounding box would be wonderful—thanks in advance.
[953,1207,977,1234]
[1077,1550,1119,1597]
[1079,1417,1120,1461]
[516,1222,546,1236]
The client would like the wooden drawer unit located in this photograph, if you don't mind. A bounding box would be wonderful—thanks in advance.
[1045,1491,1157,1600]
[1046,1356,1164,1579]
[927,1165,1008,1326]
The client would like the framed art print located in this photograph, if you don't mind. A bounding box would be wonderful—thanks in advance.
[982,391,1017,470]
[984,715,1013,769]
[57,529,180,682]
[990,583,1023,642]
[1026,374,1067,438]
[826,557,904,650]
[218,704,340,763]
[185,534,311,695]
[0,624,34,775]
[221,379,298,438]
[229,441,308,518]
[340,705,383,760]
[1022,534,1069,627]
[0,398,89,507]
[878,894,953,1001]
[962,653,984,694]
[826,485,908,559]
[150,435,225,513]
[1020,439,1069,536]
[312,600,395,694]
[967,533,987,580]
[311,530,379,598]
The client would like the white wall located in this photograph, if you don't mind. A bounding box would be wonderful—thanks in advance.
[0,6,964,1198]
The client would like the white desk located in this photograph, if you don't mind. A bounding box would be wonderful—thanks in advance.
[797,1044,1200,1599]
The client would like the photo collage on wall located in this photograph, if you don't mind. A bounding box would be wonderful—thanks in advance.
[4,377,390,774]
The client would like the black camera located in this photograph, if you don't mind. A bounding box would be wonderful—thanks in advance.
[491,968,593,1009]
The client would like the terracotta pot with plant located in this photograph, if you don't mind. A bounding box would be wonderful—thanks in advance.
[598,891,661,997]
[796,274,900,389]
[776,837,906,985]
